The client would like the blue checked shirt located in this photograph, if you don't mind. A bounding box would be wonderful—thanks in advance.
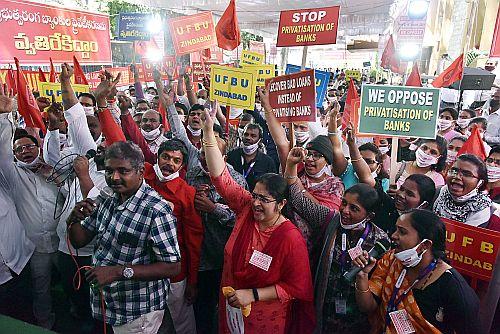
[81,182,180,326]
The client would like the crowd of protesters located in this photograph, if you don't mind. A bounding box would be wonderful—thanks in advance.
[0,59,499,334]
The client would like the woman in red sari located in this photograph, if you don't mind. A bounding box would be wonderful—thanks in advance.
[200,110,315,333]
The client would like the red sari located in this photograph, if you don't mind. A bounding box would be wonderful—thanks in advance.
[212,168,315,334]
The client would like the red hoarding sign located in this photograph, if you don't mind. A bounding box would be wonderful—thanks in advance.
[265,69,316,123]
[0,0,112,65]
[442,218,500,281]
[191,61,218,82]
[85,67,133,90]
[276,6,340,47]
[168,12,216,56]
[490,5,500,57]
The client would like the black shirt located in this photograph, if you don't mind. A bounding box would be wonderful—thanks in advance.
[226,148,277,191]
[413,268,482,334]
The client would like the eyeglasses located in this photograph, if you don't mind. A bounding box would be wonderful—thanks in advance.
[13,144,37,154]
[448,167,479,179]
[363,158,378,165]
[251,192,276,204]
[486,157,500,166]
[305,152,325,161]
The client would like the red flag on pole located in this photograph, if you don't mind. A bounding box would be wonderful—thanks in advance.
[342,79,360,130]
[457,125,487,160]
[49,57,57,83]
[432,54,464,88]
[14,58,46,133]
[215,0,241,51]
[38,68,47,83]
[6,66,17,96]
[380,35,403,74]
[73,56,89,85]
[405,63,422,87]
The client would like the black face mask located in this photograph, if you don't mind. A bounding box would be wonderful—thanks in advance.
[490,99,500,110]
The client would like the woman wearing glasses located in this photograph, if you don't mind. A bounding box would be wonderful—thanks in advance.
[433,154,492,226]
[199,110,315,333]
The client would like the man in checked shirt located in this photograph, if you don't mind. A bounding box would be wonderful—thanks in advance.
[67,141,181,334]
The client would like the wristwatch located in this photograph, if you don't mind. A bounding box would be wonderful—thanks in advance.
[122,266,134,279]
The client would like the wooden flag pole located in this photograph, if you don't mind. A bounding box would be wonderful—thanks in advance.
[389,137,400,185]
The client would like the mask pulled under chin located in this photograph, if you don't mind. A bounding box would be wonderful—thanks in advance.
[243,141,259,155]
[449,182,483,202]
[16,155,41,169]
[141,127,161,141]
[153,163,180,182]
[187,125,202,137]
[305,164,332,178]
[394,239,429,267]
[415,148,439,168]
[340,216,367,230]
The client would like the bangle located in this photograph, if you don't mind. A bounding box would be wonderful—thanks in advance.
[202,139,218,147]
[252,288,259,302]
[283,174,297,180]
[327,131,338,136]
[351,157,362,163]
[355,281,370,293]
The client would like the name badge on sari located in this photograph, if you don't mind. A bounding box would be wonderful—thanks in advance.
[226,300,245,334]
[249,250,273,271]
[389,310,416,334]
[335,298,347,315]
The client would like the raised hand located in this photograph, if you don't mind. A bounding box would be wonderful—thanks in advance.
[0,83,14,114]
[60,63,74,83]
[200,108,214,133]
[257,86,271,109]
[287,147,306,166]
[117,95,133,113]
[94,70,121,106]
[36,97,51,111]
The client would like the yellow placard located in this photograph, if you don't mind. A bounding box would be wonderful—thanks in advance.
[345,69,362,82]
[39,82,90,103]
[242,64,276,87]
[210,65,258,109]
[241,50,265,66]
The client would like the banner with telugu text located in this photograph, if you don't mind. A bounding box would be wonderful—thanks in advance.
[0,0,112,65]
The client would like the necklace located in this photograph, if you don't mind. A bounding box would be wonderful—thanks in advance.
[258,214,282,231]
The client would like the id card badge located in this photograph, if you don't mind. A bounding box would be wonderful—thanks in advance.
[389,310,416,334]
[348,245,363,261]
[249,250,273,271]
[226,300,245,334]
[335,298,347,315]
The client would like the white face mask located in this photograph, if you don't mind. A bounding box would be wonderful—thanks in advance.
[305,163,331,179]
[415,148,439,168]
[197,98,206,106]
[394,239,429,267]
[153,163,180,182]
[95,134,103,146]
[379,146,390,155]
[141,126,161,141]
[237,127,244,139]
[340,216,368,230]
[178,114,186,123]
[446,150,458,164]
[255,103,262,111]
[243,141,259,155]
[294,130,310,144]
[487,165,500,183]
[450,181,483,202]
[465,129,484,139]
[187,125,202,137]
[16,155,41,169]
[437,119,453,131]
[456,118,470,129]
[83,106,95,116]
[371,170,379,179]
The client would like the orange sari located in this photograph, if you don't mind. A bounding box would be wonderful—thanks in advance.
[368,251,441,334]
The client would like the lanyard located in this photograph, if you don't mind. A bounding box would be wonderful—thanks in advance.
[384,259,438,328]
[241,156,256,179]
[339,222,372,272]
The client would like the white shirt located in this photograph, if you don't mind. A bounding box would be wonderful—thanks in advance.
[0,172,35,284]
[0,114,62,253]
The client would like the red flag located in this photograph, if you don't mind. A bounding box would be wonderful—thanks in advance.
[6,67,17,96]
[405,63,422,87]
[342,79,360,130]
[158,102,171,132]
[49,57,57,83]
[14,58,46,133]
[457,126,486,160]
[380,35,403,74]
[432,54,464,88]
[215,0,241,51]
[38,68,47,82]
[73,56,89,85]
